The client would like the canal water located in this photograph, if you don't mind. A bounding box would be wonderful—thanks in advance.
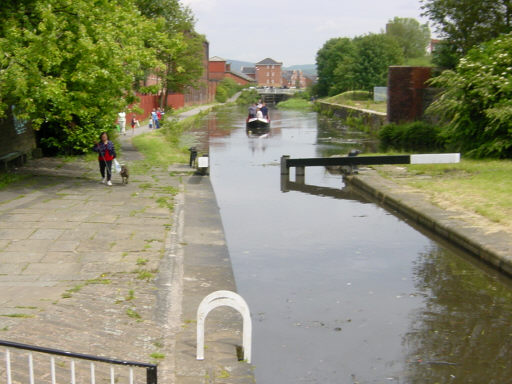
[199,106,512,383]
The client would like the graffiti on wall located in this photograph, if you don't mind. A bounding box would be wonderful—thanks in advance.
[11,105,28,135]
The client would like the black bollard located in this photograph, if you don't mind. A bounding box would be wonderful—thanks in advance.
[188,147,198,167]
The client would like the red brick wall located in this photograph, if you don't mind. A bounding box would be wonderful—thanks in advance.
[167,93,185,109]
[208,61,226,74]
[387,66,432,123]
[132,94,159,121]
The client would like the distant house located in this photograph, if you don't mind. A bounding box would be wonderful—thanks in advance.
[208,56,255,86]
[281,69,314,89]
[428,39,442,54]
[255,58,283,87]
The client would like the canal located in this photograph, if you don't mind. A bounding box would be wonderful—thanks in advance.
[199,106,512,383]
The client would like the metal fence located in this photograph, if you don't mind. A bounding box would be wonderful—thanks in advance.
[0,340,157,384]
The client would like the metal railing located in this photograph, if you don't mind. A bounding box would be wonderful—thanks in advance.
[0,340,157,384]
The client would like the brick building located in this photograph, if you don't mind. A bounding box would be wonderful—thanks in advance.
[208,56,255,86]
[255,58,282,87]
[282,69,312,89]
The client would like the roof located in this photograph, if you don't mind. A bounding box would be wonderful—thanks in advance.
[255,58,282,66]
[228,71,256,82]
[209,56,226,62]
[241,66,256,74]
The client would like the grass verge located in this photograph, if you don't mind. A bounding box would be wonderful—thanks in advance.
[374,159,512,229]
[323,91,387,114]
[276,98,313,111]
[131,114,204,174]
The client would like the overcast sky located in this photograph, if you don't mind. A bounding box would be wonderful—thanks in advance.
[180,0,433,66]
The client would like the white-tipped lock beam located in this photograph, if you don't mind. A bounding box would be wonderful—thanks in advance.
[410,153,460,164]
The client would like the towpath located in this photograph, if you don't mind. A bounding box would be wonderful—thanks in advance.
[0,105,253,383]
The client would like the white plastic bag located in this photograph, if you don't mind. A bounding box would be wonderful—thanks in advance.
[113,159,121,173]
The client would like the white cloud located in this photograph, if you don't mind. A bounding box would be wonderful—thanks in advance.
[185,0,430,65]
[180,0,217,12]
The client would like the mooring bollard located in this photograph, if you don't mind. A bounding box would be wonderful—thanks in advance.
[196,290,252,363]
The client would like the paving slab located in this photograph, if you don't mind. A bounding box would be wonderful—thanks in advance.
[0,105,254,384]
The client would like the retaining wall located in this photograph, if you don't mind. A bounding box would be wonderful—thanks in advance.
[0,109,36,159]
[315,101,387,132]
[346,171,512,277]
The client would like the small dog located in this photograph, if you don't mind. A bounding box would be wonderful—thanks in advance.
[120,164,129,184]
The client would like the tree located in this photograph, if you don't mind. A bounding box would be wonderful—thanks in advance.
[136,0,205,107]
[421,0,512,67]
[329,39,357,95]
[385,17,431,58]
[351,34,404,92]
[427,34,512,158]
[0,0,161,154]
[315,38,354,97]
[316,34,403,96]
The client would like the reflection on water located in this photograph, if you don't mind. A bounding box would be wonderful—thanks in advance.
[404,247,512,383]
[200,106,512,383]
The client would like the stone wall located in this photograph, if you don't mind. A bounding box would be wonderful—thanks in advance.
[0,108,36,158]
[315,101,387,132]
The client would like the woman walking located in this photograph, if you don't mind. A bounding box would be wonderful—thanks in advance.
[93,132,116,186]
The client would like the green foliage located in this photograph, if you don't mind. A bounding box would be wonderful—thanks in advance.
[351,34,404,92]
[236,89,259,105]
[276,98,312,111]
[0,0,204,155]
[403,55,432,66]
[431,40,460,69]
[324,90,387,113]
[136,0,205,104]
[421,0,512,68]
[427,34,512,158]
[0,0,162,155]
[215,78,241,103]
[386,17,431,58]
[328,90,372,102]
[215,86,228,103]
[0,173,27,190]
[316,33,403,96]
[315,38,354,97]
[379,121,446,152]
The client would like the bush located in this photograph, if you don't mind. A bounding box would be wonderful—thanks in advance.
[215,86,228,103]
[236,89,259,105]
[428,34,512,158]
[379,121,446,152]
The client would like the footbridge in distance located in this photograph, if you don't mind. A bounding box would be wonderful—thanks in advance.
[256,88,300,104]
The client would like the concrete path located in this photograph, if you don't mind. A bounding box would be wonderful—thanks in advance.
[0,105,253,383]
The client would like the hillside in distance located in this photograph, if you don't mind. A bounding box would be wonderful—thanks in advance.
[228,59,317,76]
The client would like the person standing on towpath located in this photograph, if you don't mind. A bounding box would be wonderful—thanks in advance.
[93,131,116,186]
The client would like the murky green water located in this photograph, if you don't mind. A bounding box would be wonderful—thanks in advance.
[200,106,512,384]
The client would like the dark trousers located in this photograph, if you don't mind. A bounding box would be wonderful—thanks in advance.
[99,160,112,181]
